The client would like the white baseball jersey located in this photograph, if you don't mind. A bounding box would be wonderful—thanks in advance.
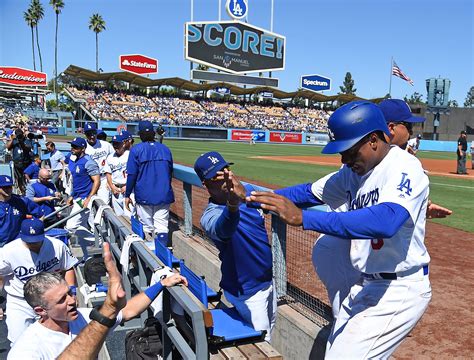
[104,150,129,185]
[85,139,114,175]
[407,138,419,151]
[7,308,123,360]
[311,146,430,274]
[0,236,79,298]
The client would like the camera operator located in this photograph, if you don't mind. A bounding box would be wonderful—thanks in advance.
[6,129,34,194]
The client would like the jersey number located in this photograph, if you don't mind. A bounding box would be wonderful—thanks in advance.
[371,238,384,250]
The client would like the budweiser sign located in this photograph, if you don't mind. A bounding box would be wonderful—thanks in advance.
[119,54,158,75]
[0,66,47,86]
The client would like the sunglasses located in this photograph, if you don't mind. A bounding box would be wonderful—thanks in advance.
[396,121,413,132]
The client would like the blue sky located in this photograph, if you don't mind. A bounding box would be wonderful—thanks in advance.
[1,0,472,103]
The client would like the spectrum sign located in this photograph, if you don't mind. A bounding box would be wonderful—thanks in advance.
[0,66,47,86]
[301,74,331,92]
[119,54,158,75]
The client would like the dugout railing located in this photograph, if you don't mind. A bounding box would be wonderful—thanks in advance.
[171,164,333,326]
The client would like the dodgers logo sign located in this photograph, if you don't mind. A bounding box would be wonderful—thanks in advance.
[301,74,331,92]
[226,0,248,20]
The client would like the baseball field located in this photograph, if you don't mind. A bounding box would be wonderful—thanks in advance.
[165,139,473,233]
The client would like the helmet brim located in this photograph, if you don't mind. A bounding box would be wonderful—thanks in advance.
[322,137,361,154]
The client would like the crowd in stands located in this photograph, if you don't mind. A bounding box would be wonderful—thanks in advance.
[0,102,62,129]
[67,85,330,133]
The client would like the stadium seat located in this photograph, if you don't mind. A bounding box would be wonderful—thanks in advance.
[131,215,145,239]
[154,236,179,268]
[178,260,264,346]
[178,260,219,304]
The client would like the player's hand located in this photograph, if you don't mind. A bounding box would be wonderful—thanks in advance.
[45,196,56,201]
[427,202,453,219]
[161,274,188,288]
[83,197,91,209]
[66,197,73,206]
[221,168,246,205]
[125,197,134,211]
[246,191,303,226]
[111,185,121,195]
[100,242,126,318]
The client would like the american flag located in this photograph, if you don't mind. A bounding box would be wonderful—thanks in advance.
[392,61,414,86]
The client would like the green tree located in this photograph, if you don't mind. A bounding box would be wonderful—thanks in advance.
[50,0,65,104]
[88,13,106,73]
[403,92,424,104]
[463,86,474,108]
[339,72,357,95]
[23,7,36,70]
[447,100,458,108]
[32,0,44,72]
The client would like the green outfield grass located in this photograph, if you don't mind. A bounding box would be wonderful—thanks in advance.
[164,139,474,233]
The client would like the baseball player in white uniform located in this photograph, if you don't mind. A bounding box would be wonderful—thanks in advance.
[407,134,422,156]
[84,123,114,204]
[0,218,78,344]
[249,101,432,358]
[104,134,132,217]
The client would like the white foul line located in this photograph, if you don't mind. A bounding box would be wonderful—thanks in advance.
[431,182,474,190]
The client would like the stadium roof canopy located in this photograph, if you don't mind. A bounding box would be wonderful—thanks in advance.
[64,65,384,103]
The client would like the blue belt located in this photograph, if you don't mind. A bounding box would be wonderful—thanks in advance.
[364,265,429,280]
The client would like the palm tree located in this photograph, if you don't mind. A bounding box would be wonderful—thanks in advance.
[32,0,44,72]
[23,8,36,70]
[88,13,106,73]
[50,0,64,103]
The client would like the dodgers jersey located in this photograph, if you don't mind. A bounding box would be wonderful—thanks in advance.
[0,236,79,298]
[310,146,430,274]
[85,139,114,175]
[7,308,123,360]
[104,150,129,185]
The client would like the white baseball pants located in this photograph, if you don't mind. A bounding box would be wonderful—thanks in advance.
[97,176,110,204]
[325,270,431,359]
[135,203,170,235]
[312,235,360,320]
[224,281,277,342]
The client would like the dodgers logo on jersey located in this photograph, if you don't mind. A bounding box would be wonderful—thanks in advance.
[348,188,380,210]
[397,172,413,196]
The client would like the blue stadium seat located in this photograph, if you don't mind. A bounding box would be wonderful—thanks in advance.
[178,260,264,345]
[154,236,179,268]
[131,215,145,239]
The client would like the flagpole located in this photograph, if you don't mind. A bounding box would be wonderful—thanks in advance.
[389,57,393,97]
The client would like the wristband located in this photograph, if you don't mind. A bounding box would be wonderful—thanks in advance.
[144,282,164,300]
[89,306,116,328]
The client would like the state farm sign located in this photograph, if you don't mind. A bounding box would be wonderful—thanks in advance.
[0,66,47,86]
[119,54,158,75]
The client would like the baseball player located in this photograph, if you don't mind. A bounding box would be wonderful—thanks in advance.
[7,245,186,359]
[248,101,431,358]
[65,137,100,259]
[407,134,422,156]
[0,218,78,344]
[24,155,42,182]
[119,130,134,150]
[26,169,62,227]
[195,152,276,341]
[104,134,131,217]
[125,121,174,247]
[83,123,114,203]
[0,175,43,247]
[45,141,66,193]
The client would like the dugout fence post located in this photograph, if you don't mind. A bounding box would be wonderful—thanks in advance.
[183,182,193,235]
[271,214,287,298]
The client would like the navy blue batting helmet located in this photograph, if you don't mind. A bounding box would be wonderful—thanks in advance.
[322,101,390,154]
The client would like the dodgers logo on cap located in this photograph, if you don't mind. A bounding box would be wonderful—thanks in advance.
[193,151,233,181]
[20,218,46,243]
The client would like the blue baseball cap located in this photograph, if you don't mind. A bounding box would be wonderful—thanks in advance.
[120,130,132,140]
[6,129,14,137]
[138,120,154,132]
[20,218,45,243]
[379,99,425,123]
[194,151,233,181]
[97,129,106,136]
[0,175,13,187]
[111,134,126,143]
[84,122,98,133]
[68,137,87,148]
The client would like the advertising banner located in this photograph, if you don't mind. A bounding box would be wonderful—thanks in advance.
[0,67,47,86]
[231,129,265,141]
[119,54,158,75]
[182,127,227,139]
[305,133,328,145]
[185,21,285,74]
[301,74,331,92]
[269,132,302,143]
